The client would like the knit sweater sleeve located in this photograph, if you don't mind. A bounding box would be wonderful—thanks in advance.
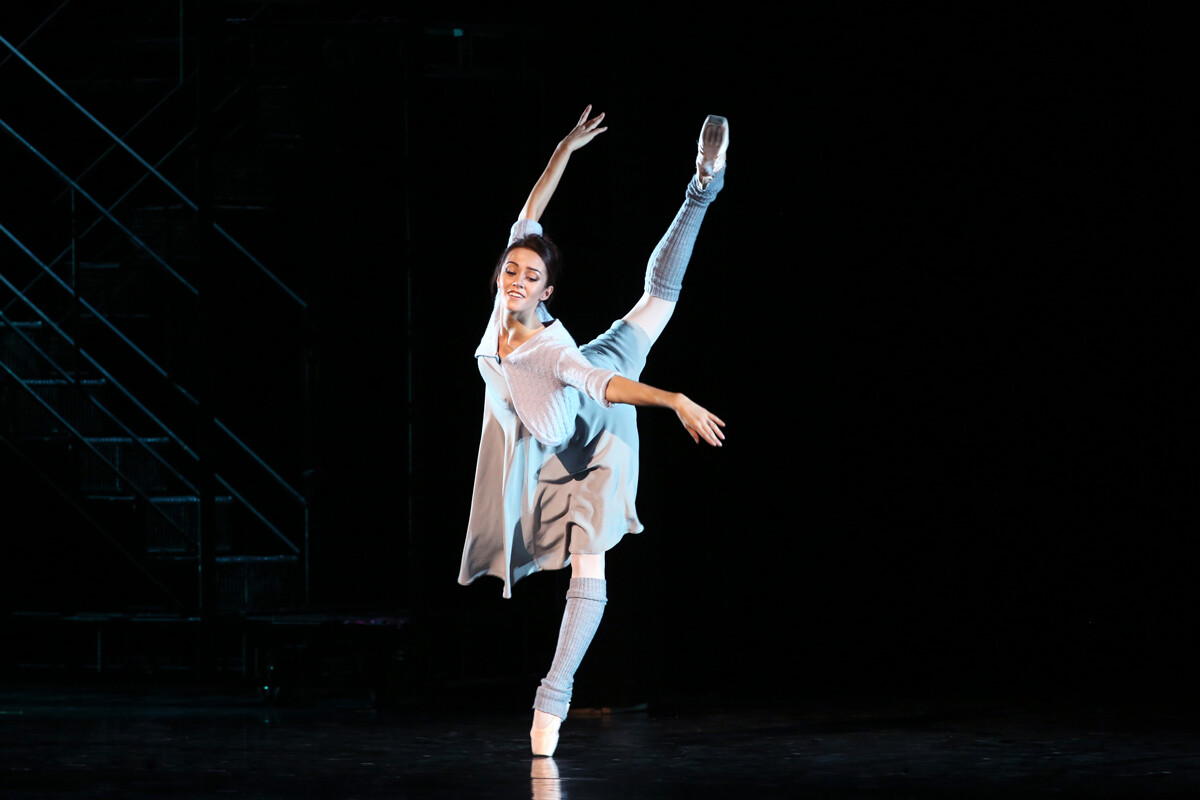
[553,345,617,408]
[508,218,543,246]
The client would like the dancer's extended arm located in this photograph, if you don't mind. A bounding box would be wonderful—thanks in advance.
[605,376,725,447]
[518,105,607,222]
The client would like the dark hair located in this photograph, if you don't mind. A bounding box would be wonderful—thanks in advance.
[491,234,562,304]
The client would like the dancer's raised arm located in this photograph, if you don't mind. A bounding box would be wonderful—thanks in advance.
[518,105,607,223]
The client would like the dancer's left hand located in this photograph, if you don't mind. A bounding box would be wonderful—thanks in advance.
[558,105,607,153]
[674,395,726,447]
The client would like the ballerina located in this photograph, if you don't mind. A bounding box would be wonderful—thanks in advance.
[458,106,729,756]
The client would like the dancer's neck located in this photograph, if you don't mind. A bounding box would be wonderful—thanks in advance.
[498,309,546,359]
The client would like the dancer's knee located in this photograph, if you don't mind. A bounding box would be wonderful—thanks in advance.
[623,293,675,346]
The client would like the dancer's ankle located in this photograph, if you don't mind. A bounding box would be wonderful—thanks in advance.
[533,709,562,728]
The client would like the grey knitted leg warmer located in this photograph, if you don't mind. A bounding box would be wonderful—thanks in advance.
[533,577,607,720]
[643,167,726,301]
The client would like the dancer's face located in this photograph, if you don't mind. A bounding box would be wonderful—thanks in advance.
[498,247,554,313]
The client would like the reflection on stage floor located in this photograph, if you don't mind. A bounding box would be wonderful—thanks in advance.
[1,683,1198,798]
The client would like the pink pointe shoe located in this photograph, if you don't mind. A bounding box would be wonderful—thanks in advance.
[696,114,729,188]
[530,709,563,757]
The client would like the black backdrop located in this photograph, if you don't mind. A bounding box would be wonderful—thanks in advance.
[402,6,1183,703]
[2,3,1184,704]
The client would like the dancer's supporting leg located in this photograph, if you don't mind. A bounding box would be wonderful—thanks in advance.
[531,553,606,756]
[623,116,728,346]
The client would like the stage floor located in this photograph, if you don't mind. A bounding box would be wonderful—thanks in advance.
[1,684,1197,798]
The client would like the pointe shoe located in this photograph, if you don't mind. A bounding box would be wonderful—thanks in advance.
[696,114,730,188]
[530,709,563,757]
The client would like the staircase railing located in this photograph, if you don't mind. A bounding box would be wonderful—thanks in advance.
[1,35,307,309]
[0,18,311,609]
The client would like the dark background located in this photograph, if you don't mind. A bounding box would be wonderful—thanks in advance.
[1,3,1185,707]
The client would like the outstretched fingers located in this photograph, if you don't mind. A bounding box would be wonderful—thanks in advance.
[692,413,726,447]
[576,104,605,129]
[562,105,607,152]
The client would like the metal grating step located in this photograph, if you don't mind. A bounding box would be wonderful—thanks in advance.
[147,495,233,554]
[152,555,301,611]
[75,261,121,301]
[74,261,161,319]
[0,320,76,377]
[216,555,300,611]
[81,436,172,494]
[6,378,110,438]
[76,312,153,322]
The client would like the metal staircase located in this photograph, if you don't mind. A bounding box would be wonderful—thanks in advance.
[1,2,312,614]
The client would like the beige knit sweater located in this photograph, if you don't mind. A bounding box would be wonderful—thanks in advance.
[474,291,617,447]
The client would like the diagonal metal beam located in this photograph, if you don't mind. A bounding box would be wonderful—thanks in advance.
[0,362,199,555]
[0,118,198,294]
[214,418,306,505]
[3,229,304,509]
[0,279,200,462]
[1,34,308,309]
[50,70,200,209]
[0,0,73,71]
[214,473,300,554]
[0,34,199,212]
[1,221,183,384]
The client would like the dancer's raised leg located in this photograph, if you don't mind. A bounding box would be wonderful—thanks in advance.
[624,115,729,345]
